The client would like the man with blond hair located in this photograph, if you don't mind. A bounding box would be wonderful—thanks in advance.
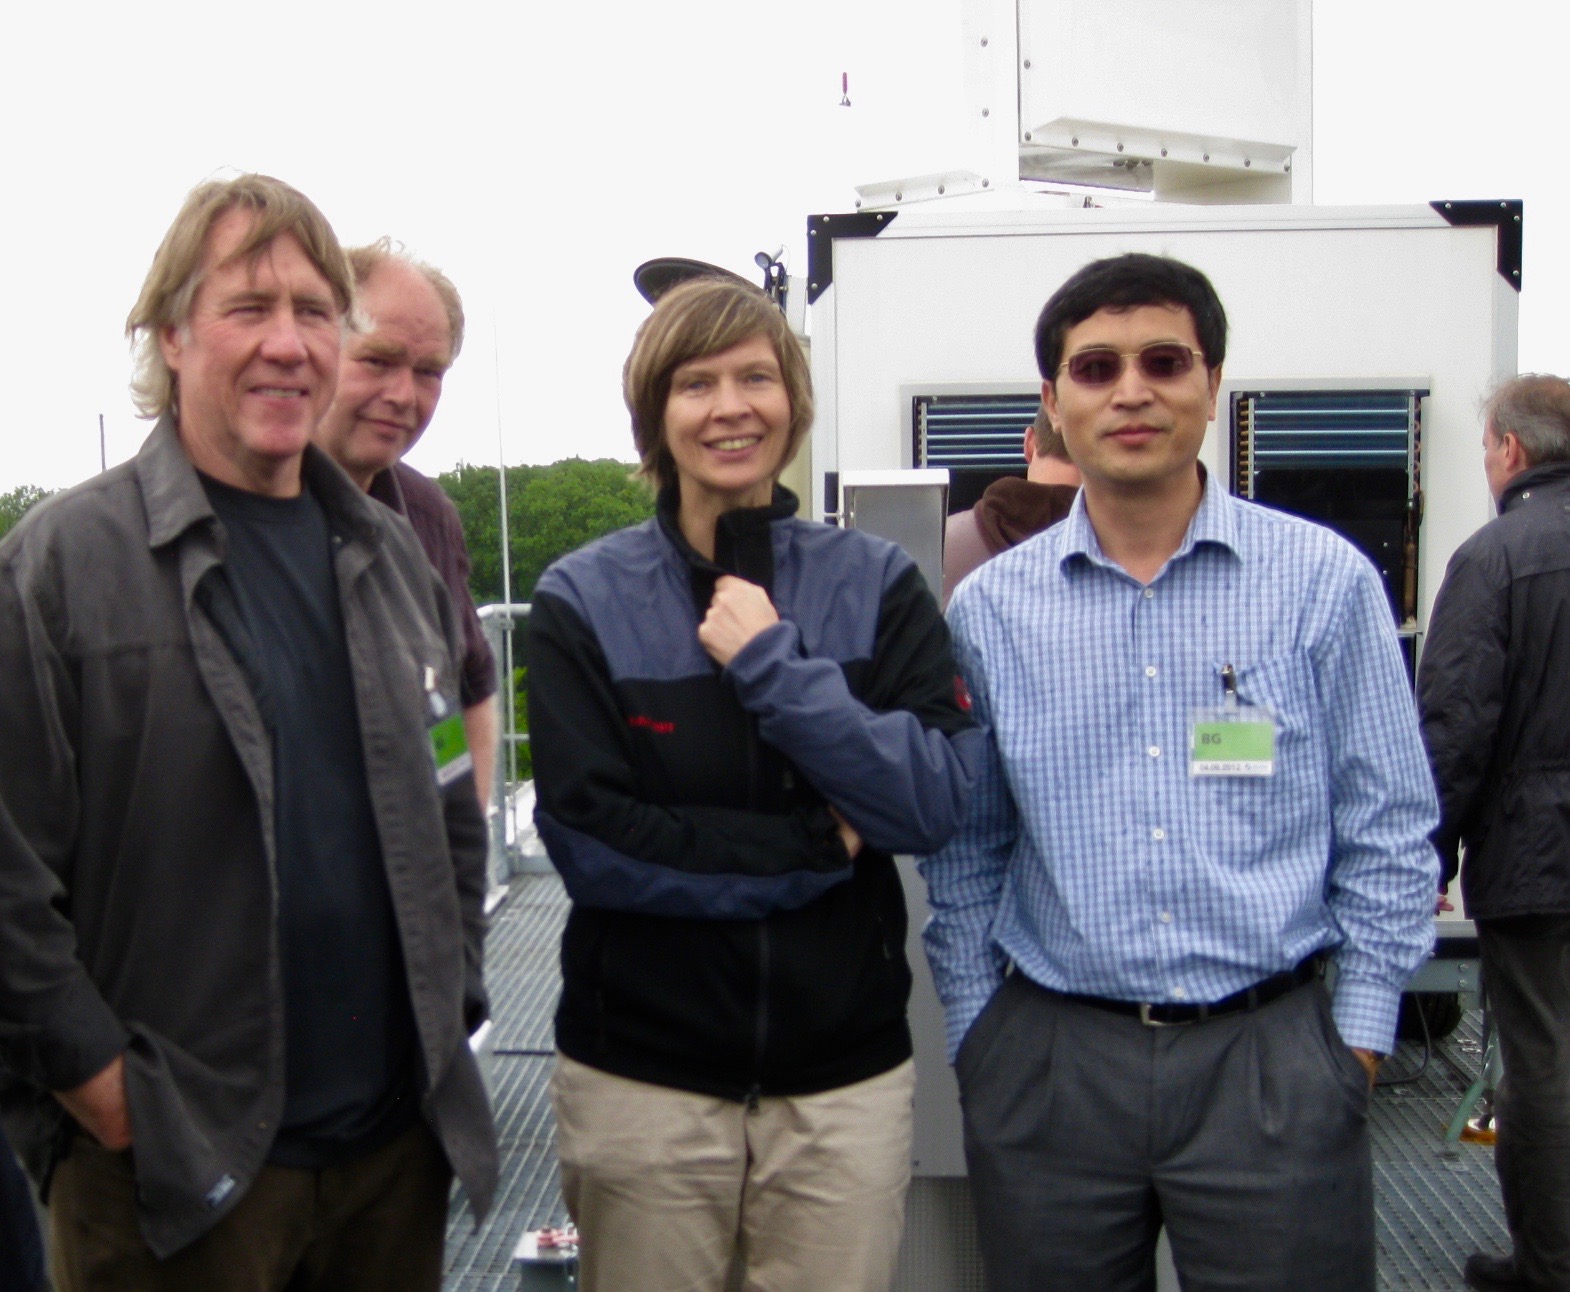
[1420,374,1570,1291]
[0,174,495,1289]
[316,240,498,803]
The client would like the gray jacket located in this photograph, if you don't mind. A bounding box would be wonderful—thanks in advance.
[0,417,496,1257]
[1418,460,1570,919]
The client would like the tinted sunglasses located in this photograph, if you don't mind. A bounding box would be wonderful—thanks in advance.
[1057,343,1205,387]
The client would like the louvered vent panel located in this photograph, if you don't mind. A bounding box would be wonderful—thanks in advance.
[915,394,1041,469]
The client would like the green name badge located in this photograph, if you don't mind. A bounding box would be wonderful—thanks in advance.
[1190,708,1276,777]
[430,712,474,788]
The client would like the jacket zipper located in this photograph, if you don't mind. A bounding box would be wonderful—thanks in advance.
[745,716,768,1110]
[749,924,769,1111]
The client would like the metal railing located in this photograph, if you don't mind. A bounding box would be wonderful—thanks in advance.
[477,603,548,894]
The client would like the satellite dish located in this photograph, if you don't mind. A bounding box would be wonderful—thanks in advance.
[632,257,749,304]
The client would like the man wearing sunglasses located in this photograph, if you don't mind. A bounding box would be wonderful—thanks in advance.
[921,253,1439,1291]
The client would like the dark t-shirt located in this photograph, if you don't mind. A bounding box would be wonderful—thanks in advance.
[202,476,417,1166]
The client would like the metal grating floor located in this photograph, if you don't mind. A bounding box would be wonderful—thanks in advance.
[445,876,1511,1290]
[1373,1011,1509,1289]
[443,878,569,1291]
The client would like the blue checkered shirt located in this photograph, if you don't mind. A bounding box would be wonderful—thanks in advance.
[920,471,1440,1060]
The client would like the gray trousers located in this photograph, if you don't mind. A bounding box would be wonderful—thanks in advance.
[1478,915,1570,1288]
[958,973,1374,1292]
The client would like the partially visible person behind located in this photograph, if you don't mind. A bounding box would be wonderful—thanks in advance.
[0,174,495,1291]
[528,274,979,1292]
[315,239,499,806]
[941,403,1080,606]
[1419,374,1570,1292]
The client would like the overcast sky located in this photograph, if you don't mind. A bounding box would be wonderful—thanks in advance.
[1,1,1561,493]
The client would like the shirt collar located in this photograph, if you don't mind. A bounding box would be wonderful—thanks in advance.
[367,463,408,516]
[135,411,383,550]
[1058,463,1240,577]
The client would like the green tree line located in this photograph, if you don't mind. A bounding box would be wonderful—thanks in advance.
[435,458,652,606]
[435,458,652,783]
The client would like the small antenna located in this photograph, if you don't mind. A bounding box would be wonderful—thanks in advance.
[840,72,851,108]
[99,413,106,472]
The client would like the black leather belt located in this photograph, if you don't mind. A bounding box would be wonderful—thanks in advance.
[1048,956,1323,1027]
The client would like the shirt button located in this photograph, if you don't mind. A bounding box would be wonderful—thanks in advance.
[1151,827,1166,841]
[1160,911,1174,923]
[1145,665,1158,678]
[1143,588,1155,599]
[1172,986,1189,1000]
[1148,745,1161,758]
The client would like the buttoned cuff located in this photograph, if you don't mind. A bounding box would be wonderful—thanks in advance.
[944,973,1005,1066]
[1329,973,1402,1055]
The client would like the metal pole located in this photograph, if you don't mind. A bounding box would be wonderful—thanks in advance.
[99,414,106,473]
[493,316,517,785]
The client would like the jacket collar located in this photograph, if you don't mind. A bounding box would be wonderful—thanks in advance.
[367,463,408,516]
[655,484,798,570]
[1500,461,1570,514]
[973,477,1078,555]
[656,483,798,605]
[135,412,385,551]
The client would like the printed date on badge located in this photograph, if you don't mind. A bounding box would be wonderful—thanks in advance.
[1189,708,1276,777]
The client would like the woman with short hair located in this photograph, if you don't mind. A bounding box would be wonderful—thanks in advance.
[528,274,978,1292]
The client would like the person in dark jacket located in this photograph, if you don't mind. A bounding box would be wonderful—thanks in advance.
[1418,373,1570,1292]
[941,403,1080,607]
[528,274,980,1292]
[0,175,495,1290]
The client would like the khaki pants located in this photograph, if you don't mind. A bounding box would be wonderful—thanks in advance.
[551,1054,914,1292]
[48,1121,451,1292]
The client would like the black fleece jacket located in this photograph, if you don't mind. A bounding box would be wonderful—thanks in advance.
[528,486,978,1099]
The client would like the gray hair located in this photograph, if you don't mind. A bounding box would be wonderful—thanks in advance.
[1486,374,1570,467]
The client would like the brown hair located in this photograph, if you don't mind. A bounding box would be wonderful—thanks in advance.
[125,174,354,418]
[1031,403,1071,462]
[347,238,466,360]
[623,275,812,491]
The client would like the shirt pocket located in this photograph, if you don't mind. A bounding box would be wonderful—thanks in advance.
[1192,650,1329,863]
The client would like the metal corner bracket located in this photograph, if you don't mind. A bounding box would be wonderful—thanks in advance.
[806,211,900,305]
[1431,200,1523,291]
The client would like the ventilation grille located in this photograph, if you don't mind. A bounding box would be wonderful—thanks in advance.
[914,393,1041,469]
[1233,389,1421,492]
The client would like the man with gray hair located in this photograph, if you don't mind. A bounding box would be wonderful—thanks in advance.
[0,174,495,1289]
[1419,373,1570,1291]
[315,240,498,804]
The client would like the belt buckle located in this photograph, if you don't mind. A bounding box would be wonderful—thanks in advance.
[1138,1002,1178,1028]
